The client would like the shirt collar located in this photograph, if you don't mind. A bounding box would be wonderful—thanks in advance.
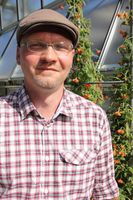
[17,86,73,120]
[53,89,73,119]
[17,86,37,120]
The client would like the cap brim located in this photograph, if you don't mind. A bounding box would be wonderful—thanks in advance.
[17,23,79,47]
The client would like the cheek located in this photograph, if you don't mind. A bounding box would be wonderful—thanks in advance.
[19,55,39,77]
[23,54,38,63]
[58,54,74,70]
[20,54,39,69]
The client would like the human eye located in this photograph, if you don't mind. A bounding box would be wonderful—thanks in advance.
[54,42,70,52]
[28,41,46,52]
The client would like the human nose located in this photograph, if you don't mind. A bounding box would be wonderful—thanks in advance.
[40,46,58,60]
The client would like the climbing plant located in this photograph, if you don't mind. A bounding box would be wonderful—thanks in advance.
[107,3,133,200]
[65,0,104,105]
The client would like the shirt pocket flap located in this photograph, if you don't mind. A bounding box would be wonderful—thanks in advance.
[59,149,96,165]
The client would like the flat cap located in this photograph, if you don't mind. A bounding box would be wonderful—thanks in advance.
[16,9,79,47]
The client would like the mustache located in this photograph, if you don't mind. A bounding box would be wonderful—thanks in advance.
[37,60,56,67]
[35,60,59,72]
[38,59,55,65]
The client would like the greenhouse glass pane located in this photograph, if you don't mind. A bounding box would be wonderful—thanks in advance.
[0,30,14,57]
[100,18,126,67]
[55,0,119,55]
[84,0,119,52]
[2,0,17,28]
[18,0,41,18]
[43,0,55,6]
[11,64,24,79]
[99,0,129,69]
[0,31,16,80]
[24,0,41,15]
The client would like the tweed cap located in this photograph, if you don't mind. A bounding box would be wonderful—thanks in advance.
[16,9,79,47]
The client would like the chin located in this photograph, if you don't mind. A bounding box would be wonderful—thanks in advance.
[34,77,62,90]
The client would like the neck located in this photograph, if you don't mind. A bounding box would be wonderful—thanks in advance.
[25,84,64,121]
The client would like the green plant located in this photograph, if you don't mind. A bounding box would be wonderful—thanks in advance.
[65,0,104,105]
[108,3,133,199]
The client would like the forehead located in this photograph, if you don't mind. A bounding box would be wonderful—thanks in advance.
[21,31,72,43]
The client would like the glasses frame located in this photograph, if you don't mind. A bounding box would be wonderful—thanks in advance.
[20,40,74,54]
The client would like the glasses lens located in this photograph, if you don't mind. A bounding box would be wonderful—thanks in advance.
[54,42,73,52]
[28,42,47,52]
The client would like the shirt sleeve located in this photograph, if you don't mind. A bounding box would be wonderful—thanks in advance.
[92,112,119,199]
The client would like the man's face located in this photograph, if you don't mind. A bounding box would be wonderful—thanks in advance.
[17,31,75,91]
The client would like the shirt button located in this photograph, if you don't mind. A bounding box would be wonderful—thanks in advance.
[44,188,49,194]
[32,177,36,183]
[46,123,51,127]
[45,156,49,161]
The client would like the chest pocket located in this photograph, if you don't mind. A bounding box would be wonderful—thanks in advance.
[59,149,97,165]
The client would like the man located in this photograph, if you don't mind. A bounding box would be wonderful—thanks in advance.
[0,9,119,199]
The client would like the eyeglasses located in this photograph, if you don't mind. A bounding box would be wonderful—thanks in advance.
[20,41,74,54]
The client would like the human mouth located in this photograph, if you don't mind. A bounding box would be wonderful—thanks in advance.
[37,67,58,72]
[36,61,59,72]
[36,64,59,72]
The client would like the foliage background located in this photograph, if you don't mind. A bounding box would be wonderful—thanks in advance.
[108,5,133,199]
[65,0,104,106]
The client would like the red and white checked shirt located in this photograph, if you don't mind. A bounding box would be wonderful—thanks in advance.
[0,86,119,200]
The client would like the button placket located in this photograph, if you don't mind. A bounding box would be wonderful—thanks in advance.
[40,122,54,198]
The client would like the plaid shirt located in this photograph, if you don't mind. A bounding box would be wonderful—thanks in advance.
[0,86,119,200]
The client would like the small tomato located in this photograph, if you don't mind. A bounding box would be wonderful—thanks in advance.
[120,94,128,99]
[114,111,122,117]
[72,77,80,84]
[117,179,124,184]
[83,94,91,99]
[116,129,125,135]
[114,160,120,164]
[96,49,101,55]
[84,83,91,88]
[77,48,83,55]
